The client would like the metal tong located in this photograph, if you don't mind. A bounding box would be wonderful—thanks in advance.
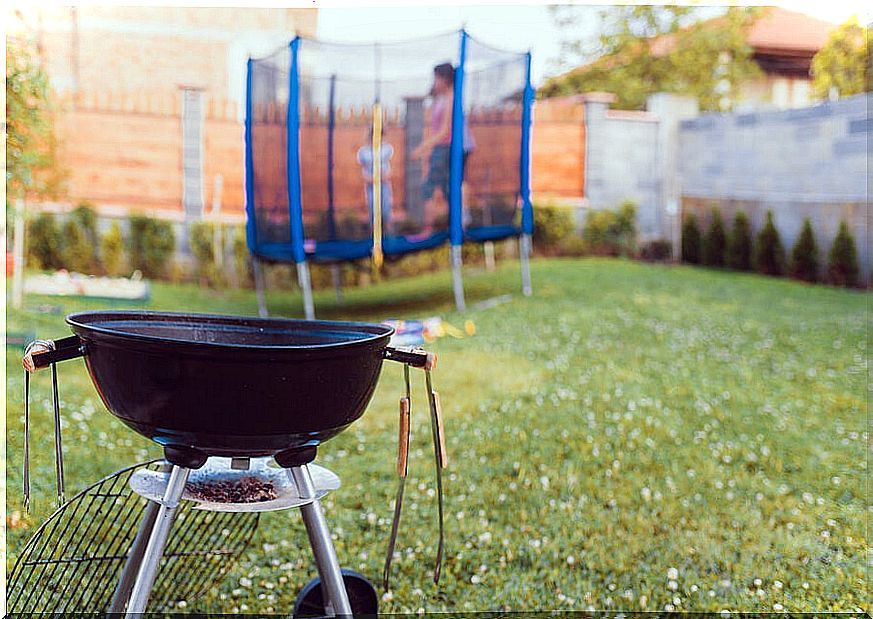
[382,347,447,591]
[22,335,83,510]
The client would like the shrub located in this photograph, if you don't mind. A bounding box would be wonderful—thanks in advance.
[189,220,225,287]
[27,211,63,270]
[61,202,99,273]
[702,208,727,267]
[533,202,575,248]
[128,214,175,278]
[101,222,127,276]
[827,221,859,287]
[639,239,673,262]
[753,211,785,276]
[557,234,588,257]
[582,200,636,256]
[233,226,254,288]
[726,211,752,271]
[681,214,701,264]
[789,218,819,283]
[70,202,99,245]
[60,218,94,273]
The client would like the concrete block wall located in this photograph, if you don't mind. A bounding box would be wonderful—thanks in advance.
[581,93,694,240]
[679,92,870,281]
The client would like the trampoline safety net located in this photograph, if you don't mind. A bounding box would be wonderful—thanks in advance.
[246,30,533,264]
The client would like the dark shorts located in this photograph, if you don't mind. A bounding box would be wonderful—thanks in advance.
[422,144,469,201]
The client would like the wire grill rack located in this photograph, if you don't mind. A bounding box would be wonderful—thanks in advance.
[7,460,259,613]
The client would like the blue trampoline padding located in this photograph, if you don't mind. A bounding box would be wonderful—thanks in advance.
[293,231,452,263]
[307,239,372,262]
[384,231,450,256]
[464,225,520,242]
[251,243,299,263]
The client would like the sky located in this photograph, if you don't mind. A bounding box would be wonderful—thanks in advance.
[317,2,869,86]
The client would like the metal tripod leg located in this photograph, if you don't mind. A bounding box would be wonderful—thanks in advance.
[289,465,352,616]
[109,498,161,612]
[124,465,190,616]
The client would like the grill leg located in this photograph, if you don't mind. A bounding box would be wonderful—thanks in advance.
[109,498,161,612]
[124,465,190,616]
[290,465,352,616]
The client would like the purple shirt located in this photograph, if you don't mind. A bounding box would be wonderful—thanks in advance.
[431,94,476,152]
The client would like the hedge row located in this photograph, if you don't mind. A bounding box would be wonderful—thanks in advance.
[682,208,860,287]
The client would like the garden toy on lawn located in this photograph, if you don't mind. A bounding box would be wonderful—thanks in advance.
[18,310,447,616]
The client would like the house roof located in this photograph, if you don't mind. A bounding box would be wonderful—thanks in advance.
[744,7,835,53]
[550,7,837,82]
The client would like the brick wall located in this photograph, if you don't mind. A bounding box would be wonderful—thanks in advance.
[53,93,588,222]
[531,97,585,200]
[54,91,245,218]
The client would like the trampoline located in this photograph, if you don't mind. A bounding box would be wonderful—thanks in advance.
[245,30,534,318]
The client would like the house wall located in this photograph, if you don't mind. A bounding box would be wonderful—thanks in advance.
[678,92,870,281]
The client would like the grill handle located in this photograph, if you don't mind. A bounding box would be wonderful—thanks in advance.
[23,335,85,372]
[383,346,436,370]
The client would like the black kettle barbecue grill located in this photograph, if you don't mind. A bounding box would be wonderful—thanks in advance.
[16,310,446,616]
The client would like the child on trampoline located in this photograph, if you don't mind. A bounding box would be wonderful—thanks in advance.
[411,62,475,225]
[357,126,394,234]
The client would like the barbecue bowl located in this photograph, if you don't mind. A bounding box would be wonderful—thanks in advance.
[59,311,396,458]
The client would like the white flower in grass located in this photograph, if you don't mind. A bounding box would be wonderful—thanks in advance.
[773,603,784,611]
[667,580,678,591]
[667,567,679,580]
[720,610,731,618]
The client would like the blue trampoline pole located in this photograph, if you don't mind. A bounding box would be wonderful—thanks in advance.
[449,30,468,313]
[245,57,269,317]
[288,37,315,319]
[519,50,535,297]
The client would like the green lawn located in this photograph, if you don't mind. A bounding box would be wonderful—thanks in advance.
[5,258,867,612]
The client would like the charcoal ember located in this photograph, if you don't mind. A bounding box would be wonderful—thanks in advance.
[185,476,277,503]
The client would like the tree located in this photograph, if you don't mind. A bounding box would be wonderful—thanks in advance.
[726,211,752,271]
[681,214,702,264]
[702,208,727,267]
[789,218,819,282]
[811,17,870,100]
[753,211,785,276]
[543,6,762,111]
[6,37,65,204]
[827,221,859,287]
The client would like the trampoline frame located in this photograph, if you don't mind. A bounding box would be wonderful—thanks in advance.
[245,30,534,318]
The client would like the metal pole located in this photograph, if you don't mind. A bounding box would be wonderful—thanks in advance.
[124,465,190,616]
[253,256,268,318]
[451,244,466,313]
[483,241,495,271]
[519,233,533,296]
[109,491,162,611]
[331,264,343,304]
[297,261,315,320]
[12,199,25,309]
[289,465,352,616]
